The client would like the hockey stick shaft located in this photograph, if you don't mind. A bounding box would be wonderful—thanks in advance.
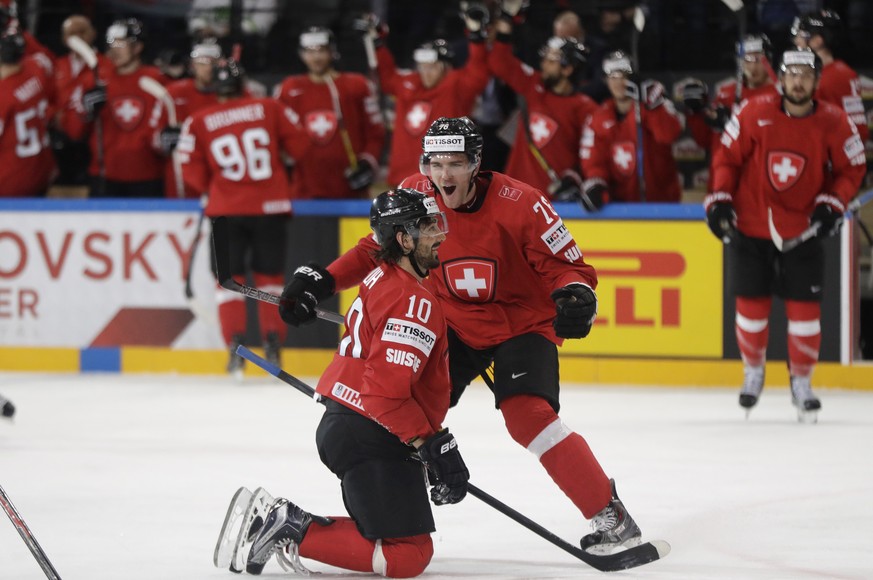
[769,188,873,252]
[236,344,669,571]
[324,74,358,170]
[185,208,206,300]
[66,36,105,192]
[211,216,344,325]
[138,76,186,197]
[0,484,63,580]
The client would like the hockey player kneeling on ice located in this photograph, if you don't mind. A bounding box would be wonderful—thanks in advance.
[217,188,466,577]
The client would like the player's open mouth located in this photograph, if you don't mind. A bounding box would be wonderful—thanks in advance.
[443,185,457,195]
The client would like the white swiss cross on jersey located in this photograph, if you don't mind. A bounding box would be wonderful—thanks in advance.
[405,102,432,134]
[767,151,805,192]
[443,258,496,303]
[528,112,558,148]
[112,97,145,131]
[611,141,636,177]
[304,110,337,145]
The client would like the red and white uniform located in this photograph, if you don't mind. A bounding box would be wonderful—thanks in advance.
[687,81,779,153]
[0,59,56,196]
[328,172,597,349]
[581,98,683,202]
[179,96,307,217]
[488,39,597,192]
[22,30,54,76]
[317,264,450,443]
[274,72,385,199]
[54,51,109,129]
[377,43,490,185]
[710,94,865,239]
[64,65,169,183]
[816,59,868,144]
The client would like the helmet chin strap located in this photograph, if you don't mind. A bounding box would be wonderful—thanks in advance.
[404,242,430,278]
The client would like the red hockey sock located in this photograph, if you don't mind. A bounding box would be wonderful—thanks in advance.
[253,273,286,340]
[300,517,432,578]
[500,395,611,518]
[217,278,246,344]
[785,300,821,378]
[735,296,772,367]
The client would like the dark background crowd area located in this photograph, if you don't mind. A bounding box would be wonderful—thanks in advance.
[19,0,873,82]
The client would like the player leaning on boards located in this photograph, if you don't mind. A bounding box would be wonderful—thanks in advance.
[216,189,464,577]
[704,47,865,422]
[280,116,654,557]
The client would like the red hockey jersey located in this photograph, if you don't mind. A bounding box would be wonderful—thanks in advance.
[687,81,779,153]
[179,96,307,217]
[0,59,56,196]
[275,72,385,199]
[328,172,597,349]
[581,99,683,202]
[711,94,865,239]
[816,59,868,144]
[317,264,450,443]
[377,42,490,185]
[488,39,597,192]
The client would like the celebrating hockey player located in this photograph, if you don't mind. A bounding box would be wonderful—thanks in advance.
[280,116,649,556]
[178,58,306,375]
[216,188,463,577]
[704,48,865,421]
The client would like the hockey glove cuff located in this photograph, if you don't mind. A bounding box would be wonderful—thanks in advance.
[704,193,737,242]
[418,429,469,506]
[580,179,608,212]
[550,171,582,202]
[279,263,336,327]
[551,284,597,339]
[811,194,845,238]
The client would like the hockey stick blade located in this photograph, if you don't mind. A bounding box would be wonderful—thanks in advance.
[138,76,177,126]
[237,346,671,572]
[210,216,344,324]
[720,0,744,12]
[65,35,97,70]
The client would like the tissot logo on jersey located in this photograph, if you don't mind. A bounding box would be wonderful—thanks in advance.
[385,348,422,372]
[381,318,436,356]
[541,220,572,254]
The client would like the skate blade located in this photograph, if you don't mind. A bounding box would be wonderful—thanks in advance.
[797,409,819,424]
[214,487,253,568]
[584,536,643,556]
[230,487,275,573]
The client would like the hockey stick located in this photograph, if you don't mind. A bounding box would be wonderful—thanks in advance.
[768,189,873,252]
[324,74,358,171]
[518,97,561,193]
[235,345,670,572]
[66,35,105,196]
[138,75,186,198]
[0,484,63,580]
[211,216,344,325]
[630,7,646,202]
[720,0,746,105]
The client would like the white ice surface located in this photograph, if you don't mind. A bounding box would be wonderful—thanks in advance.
[1,373,871,580]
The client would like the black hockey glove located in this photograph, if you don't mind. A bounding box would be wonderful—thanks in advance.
[811,200,843,238]
[344,158,376,191]
[549,171,582,202]
[551,284,597,339]
[704,104,732,132]
[159,127,182,154]
[461,1,490,42]
[417,429,469,506]
[706,201,737,242]
[580,182,608,213]
[681,78,708,113]
[82,85,107,120]
[499,0,529,23]
[279,263,335,327]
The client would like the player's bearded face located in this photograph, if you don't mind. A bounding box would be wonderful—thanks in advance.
[108,40,138,70]
[781,67,817,105]
[300,46,332,75]
[427,153,477,209]
[412,227,445,270]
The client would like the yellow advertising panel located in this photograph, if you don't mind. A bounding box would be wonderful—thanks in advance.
[338,218,724,358]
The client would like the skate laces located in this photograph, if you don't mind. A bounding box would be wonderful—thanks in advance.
[791,376,814,401]
[591,504,619,533]
[277,542,314,575]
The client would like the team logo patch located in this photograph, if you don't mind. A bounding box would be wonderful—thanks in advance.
[405,101,432,134]
[381,318,436,356]
[304,110,337,145]
[528,112,558,148]
[331,382,364,410]
[498,185,522,201]
[541,219,572,254]
[112,96,145,131]
[410,179,434,192]
[767,151,805,192]
[443,258,496,303]
[611,142,636,177]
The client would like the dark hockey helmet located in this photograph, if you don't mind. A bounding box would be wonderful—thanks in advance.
[738,33,772,63]
[419,116,484,168]
[210,58,244,96]
[370,188,447,247]
[539,36,588,71]
[106,17,146,45]
[413,39,455,65]
[0,28,24,64]
[602,50,634,77]
[791,10,842,47]
[779,47,822,77]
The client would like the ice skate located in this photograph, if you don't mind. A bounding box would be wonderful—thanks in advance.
[215,487,276,573]
[790,375,821,424]
[738,365,764,417]
[246,497,331,575]
[227,334,245,382]
[580,479,642,555]
[214,487,253,568]
[264,332,281,367]
[0,395,14,419]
